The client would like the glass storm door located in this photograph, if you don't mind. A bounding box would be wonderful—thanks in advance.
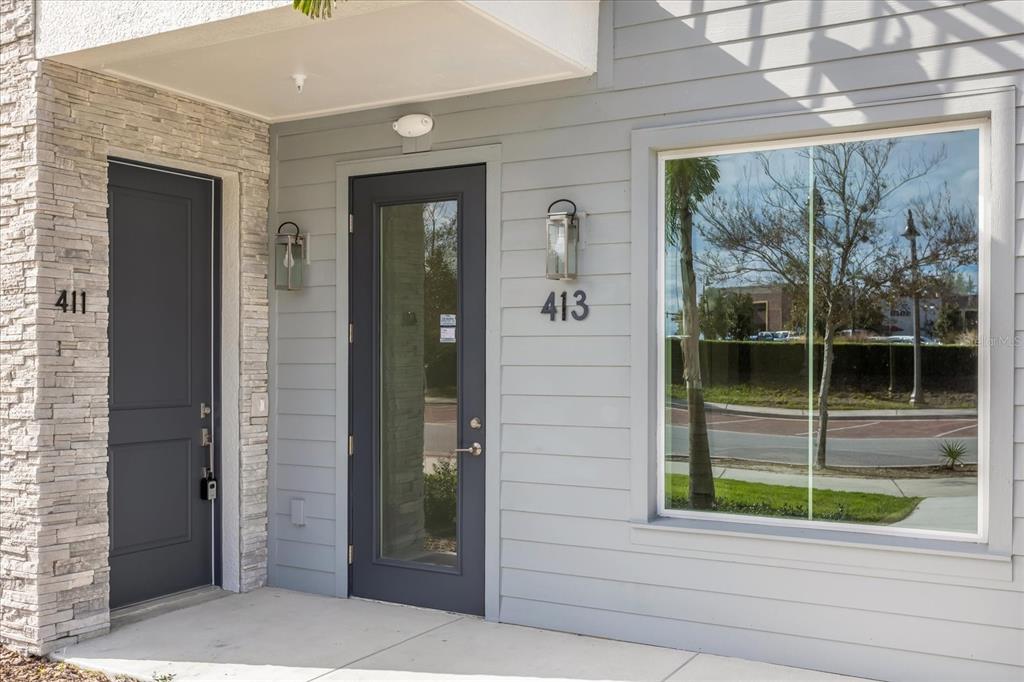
[350,165,486,615]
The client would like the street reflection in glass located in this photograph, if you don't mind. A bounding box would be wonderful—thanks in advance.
[664,129,979,533]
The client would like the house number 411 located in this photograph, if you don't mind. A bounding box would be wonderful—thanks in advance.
[541,290,589,322]
[55,289,87,314]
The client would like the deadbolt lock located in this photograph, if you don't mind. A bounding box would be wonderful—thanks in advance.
[201,427,212,447]
[200,402,212,419]
[469,416,482,430]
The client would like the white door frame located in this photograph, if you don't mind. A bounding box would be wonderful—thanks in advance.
[334,144,502,619]
[107,147,244,594]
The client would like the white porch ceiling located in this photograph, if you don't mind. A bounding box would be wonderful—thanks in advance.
[38,0,599,123]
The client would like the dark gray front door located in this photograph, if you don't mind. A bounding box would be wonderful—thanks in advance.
[350,164,486,615]
[107,160,216,608]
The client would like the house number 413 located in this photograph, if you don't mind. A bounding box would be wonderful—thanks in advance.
[541,290,589,322]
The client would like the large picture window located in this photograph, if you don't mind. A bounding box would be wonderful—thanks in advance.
[659,125,981,536]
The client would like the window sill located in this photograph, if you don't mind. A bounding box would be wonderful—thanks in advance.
[630,515,1013,586]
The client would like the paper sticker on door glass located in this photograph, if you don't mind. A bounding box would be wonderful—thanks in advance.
[440,327,456,343]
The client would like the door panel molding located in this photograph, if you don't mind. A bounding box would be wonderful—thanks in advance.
[109,438,193,555]
[109,186,193,410]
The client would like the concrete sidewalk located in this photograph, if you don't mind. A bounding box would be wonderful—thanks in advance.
[666,462,977,497]
[54,588,864,681]
[665,463,978,532]
[893,495,979,532]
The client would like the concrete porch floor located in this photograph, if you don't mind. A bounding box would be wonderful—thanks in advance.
[54,588,865,681]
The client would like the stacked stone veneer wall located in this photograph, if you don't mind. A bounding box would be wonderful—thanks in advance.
[1,0,270,654]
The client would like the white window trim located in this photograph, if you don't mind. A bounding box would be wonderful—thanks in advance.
[656,118,987,542]
[628,88,1016,580]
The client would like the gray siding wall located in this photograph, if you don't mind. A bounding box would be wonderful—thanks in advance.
[268,1,1024,678]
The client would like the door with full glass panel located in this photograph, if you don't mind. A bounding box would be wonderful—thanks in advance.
[350,165,485,615]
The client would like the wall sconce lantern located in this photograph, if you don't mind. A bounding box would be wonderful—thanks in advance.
[545,199,579,281]
[275,221,309,291]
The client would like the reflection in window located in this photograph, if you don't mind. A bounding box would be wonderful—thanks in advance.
[662,128,979,534]
[380,200,460,566]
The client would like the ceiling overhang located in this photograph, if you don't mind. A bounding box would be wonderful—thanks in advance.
[37,0,599,123]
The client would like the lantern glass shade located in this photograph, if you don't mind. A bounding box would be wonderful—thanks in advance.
[545,212,578,280]
[275,236,304,291]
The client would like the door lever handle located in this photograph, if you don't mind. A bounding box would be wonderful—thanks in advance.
[452,442,483,457]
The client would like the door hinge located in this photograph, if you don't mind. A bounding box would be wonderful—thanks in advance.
[348,434,354,456]
[348,322,354,344]
[348,214,354,234]
[348,544,353,565]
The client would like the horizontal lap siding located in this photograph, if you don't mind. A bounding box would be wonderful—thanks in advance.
[502,366,630,396]
[499,567,1020,665]
[499,597,1022,682]
[270,164,340,593]
[614,2,1002,89]
[614,1,970,57]
[502,274,630,307]
[270,0,1024,675]
[502,424,631,459]
[499,534,1024,633]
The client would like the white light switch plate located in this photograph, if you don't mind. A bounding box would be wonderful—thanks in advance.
[251,391,269,417]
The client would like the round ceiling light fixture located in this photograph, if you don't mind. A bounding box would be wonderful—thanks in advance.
[393,114,434,138]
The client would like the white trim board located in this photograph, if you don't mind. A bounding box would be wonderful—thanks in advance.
[628,87,1016,581]
[333,145,503,618]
